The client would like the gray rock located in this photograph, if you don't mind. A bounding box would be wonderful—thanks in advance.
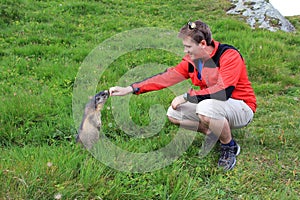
[227,0,296,32]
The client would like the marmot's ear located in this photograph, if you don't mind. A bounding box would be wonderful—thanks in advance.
[88,96,93,100]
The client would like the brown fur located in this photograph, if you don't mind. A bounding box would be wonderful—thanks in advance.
[76,90,109,149]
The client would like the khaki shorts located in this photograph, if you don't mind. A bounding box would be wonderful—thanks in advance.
[167,98,254,129]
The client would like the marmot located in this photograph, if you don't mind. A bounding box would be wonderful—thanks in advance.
[76,90,109,149]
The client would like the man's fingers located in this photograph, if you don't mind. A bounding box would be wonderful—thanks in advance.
[109,87,117,96]
[171,99,178,110]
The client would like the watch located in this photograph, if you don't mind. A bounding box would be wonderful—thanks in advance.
[132,87,140,94]
[183,93,188,101]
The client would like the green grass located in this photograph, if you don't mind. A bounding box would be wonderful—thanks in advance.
[1,0,300,199]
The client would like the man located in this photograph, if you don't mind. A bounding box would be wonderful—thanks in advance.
[109,20,256,170]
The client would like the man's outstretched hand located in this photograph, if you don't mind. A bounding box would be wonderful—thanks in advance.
[109,86,133,96]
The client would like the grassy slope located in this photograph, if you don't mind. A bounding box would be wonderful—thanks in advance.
[1,0,299,199]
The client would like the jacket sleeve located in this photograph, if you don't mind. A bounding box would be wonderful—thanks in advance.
[131,60,190,95]
[186,49,243,103]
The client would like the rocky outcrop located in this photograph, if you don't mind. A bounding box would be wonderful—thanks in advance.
[227,0,296,32]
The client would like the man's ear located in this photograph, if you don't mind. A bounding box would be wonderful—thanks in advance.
[199,39,207,47]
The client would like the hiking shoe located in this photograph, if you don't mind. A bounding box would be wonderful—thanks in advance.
[218,142,240,171]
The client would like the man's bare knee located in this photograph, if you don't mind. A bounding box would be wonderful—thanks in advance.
[198,114,211,125]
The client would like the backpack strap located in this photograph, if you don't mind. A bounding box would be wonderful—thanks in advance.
[212,43,243,67]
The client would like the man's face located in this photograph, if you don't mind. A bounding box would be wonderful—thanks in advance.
[182,37,206,60]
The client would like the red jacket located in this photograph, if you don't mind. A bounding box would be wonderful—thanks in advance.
[131,40,257,112]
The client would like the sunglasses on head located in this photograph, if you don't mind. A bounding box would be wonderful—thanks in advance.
[187,22,197,30]
[187,21,206,41]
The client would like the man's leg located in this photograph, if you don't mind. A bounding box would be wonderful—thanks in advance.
[196,99,253,170]
[167,116,209,133]
[198,115,231,144]
[198,114,240,170]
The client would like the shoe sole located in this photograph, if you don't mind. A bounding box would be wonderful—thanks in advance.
[236,143,241,156]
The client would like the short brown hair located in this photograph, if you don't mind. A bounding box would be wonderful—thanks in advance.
[179,20,212,45]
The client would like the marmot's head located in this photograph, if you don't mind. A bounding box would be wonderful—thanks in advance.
[94,90,109,110]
